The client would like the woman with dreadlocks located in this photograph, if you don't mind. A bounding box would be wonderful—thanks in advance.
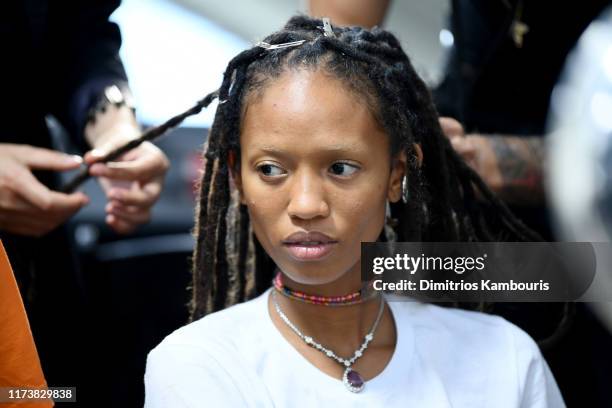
[144,16,563,407]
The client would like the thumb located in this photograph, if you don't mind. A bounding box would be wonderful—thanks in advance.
[22,146,83,171]
[439,117,465,140]
[84,137,133,165]
[84,146,111,165]
[450,137,476,159]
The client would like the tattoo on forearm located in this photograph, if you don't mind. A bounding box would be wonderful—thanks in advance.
[489,136,545,205]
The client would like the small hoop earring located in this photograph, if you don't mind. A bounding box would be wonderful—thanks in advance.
[401,175,409,203]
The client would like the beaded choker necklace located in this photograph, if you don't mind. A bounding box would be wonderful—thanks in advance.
[273,273,374,306]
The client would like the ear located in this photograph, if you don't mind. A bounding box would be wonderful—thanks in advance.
[228,150,246,204]
[387,150,407,203]
[413,143,423,167]
[387,143,423,203]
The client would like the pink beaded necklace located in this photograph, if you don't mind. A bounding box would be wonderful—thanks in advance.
[272,273,374,306]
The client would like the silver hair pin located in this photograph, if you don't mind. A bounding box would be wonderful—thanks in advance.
[321,17,336,38]
[256,40,306,50]
[209,89,225,104]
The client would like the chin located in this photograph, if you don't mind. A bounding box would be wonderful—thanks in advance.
[276,259,353,286]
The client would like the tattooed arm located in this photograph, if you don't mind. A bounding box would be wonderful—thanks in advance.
[439,117,545,206]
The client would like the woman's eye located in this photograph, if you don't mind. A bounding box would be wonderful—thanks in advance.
[257,163,285,177]
[329,162,360,177]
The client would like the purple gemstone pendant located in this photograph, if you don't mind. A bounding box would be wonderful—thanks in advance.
[342,367,365,393]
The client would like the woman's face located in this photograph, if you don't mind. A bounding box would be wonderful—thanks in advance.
[235,68,405,290]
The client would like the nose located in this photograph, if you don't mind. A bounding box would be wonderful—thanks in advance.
[286,170,330,220]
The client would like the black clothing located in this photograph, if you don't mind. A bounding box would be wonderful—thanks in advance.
[435,0,609,135]
[0,2,128,406]
[2,0,127,149]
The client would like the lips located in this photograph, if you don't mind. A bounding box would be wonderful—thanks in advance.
[282,231,338,261]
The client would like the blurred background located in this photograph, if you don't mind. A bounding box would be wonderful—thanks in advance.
[111,0,450,130]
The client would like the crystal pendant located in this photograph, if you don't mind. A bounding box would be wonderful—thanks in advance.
[342,367,365,393]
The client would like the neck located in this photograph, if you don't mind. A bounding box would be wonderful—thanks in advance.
[280,265,364,298]
[271,269,385,352]
[267,268,397,382]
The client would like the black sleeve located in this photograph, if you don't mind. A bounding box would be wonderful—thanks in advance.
[46,0,130,150]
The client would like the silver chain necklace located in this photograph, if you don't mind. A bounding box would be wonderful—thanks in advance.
[271,290,385,393]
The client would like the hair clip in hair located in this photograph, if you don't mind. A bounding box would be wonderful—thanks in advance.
[321,17,336,38]
[208,89,226,104]
[256,40,306,50]
[209,89,227,105]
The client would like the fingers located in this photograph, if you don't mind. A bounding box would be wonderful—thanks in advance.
[0,144,86,211]
[86,141,168,234]
[88,143,169,182]
[0,212,55,237]
[107,181,162,207]
[439,117,465,137]
[105,214,137,234]
[84,148,106,165]
[45,190,90,213]
[98,179,161,234]
[439,117,465,147]
[0,189,36,212]
[0,147,89,236]
[3,168,53,210]
[9,168,89,211]
[103,182,159,234]
[104,202,150,235]
[436,116,475,160]
[0,193,89,237]
[90,158,157,181]
[450,137,476,157]
[106,202,151,224]
[83,136,132,165]
[20,145,83,171]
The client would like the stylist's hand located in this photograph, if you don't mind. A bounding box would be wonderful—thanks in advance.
[439,117,503,193]
[84,140,169,235]
[0,143,89,237]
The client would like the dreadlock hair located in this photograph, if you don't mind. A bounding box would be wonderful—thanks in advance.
[188,15,540,321]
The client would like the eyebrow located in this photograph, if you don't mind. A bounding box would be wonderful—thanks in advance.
[252,144,364,155]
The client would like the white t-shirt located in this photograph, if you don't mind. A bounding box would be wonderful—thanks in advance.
[144,289,565,407]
